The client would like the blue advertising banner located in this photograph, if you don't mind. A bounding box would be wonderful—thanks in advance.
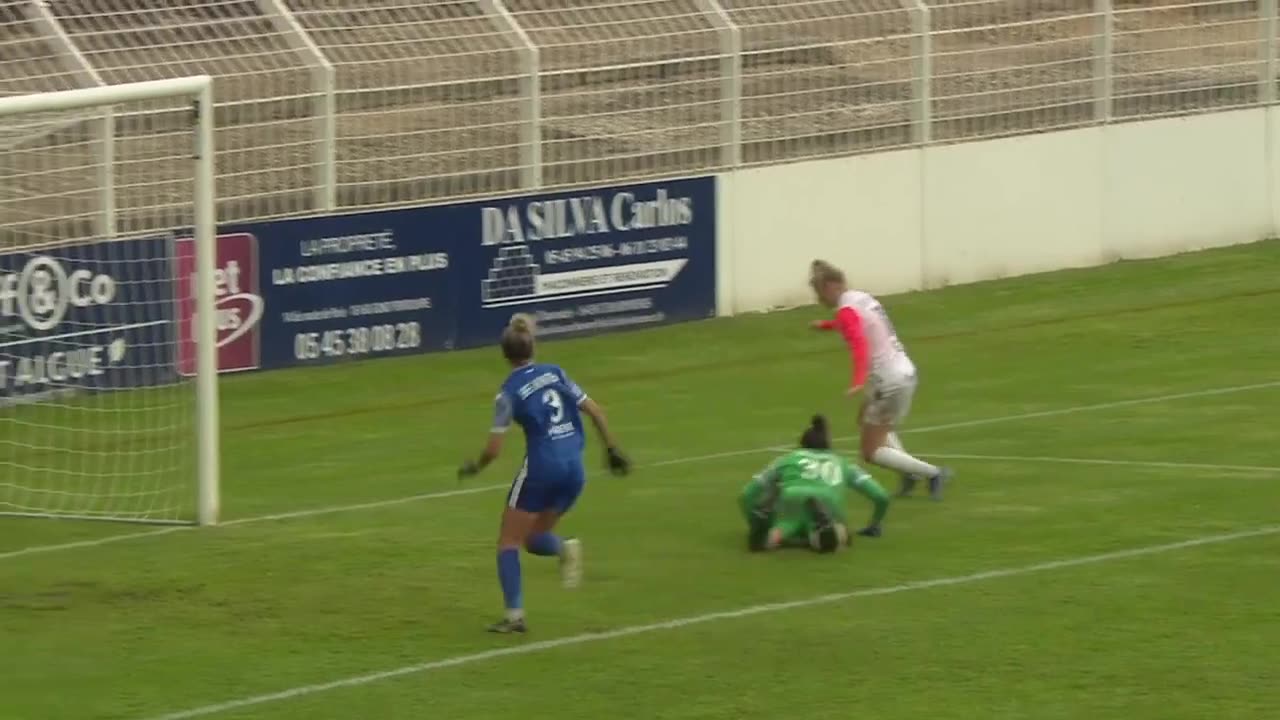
[0,236,176,402]
[454,176,716,348]
[227,176,716,372]
[224,216,456,370]
[0,176,716,394]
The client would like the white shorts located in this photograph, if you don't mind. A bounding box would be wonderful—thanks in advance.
[863,371,917,427]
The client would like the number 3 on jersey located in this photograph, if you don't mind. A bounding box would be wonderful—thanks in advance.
[799,457,841,486]
[542,389,564,423]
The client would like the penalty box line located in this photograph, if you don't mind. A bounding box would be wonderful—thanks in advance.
[142,524,1280,720]
[3,378,1279,562]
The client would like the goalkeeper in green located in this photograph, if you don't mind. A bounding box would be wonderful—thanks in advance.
[740,415,890,553]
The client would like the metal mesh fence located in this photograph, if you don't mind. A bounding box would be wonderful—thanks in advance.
[1,3,87,98]
[928,0,1100,142]
[1112,0,1265,119]
[1,0,1276,232]
[506,0,725,185]
[287,0,528,208]
[728,0,918,163]
[42,0,320,222]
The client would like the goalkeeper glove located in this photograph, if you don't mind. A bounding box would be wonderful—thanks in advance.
[605,447,631,476]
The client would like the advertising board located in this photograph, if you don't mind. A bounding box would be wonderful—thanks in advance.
[0,237,175,402]
[224,176,716,371]
[0,177,717,390]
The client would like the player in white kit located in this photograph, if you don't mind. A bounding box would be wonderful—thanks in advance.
[808,260,952,500]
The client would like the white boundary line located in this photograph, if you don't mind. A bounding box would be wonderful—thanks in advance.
[221,485,502,526]
[888,379,1280,435]
[143,524,1280,720]
[3,378,1278,562]
[0,485,509,561]
[657,379,1280,466]
[918,453,1280,474]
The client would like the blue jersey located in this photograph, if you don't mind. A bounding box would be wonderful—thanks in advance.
[493,363,588,472]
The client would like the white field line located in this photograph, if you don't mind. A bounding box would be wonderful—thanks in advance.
[3,378,1278,562]
[143,524,1280,720]
[658,379,1280,465]
[918,453,1280,474]
[221,485,503,526]
[0,485,509,562]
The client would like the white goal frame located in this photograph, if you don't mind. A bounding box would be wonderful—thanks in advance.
[0,76,221,526]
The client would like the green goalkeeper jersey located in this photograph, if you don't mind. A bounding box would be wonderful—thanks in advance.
[739,449,889,526]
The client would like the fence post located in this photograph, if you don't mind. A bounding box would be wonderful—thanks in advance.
[25,0,114,237]
[256,0,336,212]
[480,0,541,190]
[1093,0,1114,122]
[694,0,741,168]
[901,0,932,144]
[1262,0,1277,104]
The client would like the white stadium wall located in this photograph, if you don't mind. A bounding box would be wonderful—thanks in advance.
[724,150,924,314]
[922,127,1106,288]
[1102,110,1273,260]
[721,108,1280,315]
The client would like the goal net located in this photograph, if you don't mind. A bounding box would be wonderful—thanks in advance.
[0,77,220,526]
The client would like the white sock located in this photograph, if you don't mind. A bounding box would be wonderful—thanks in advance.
[871,446,938,478]
[506,608,525,622]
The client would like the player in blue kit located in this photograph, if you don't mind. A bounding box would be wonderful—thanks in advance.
[458,313,631,634]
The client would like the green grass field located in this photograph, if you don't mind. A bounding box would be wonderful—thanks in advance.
[3,240,1280,720]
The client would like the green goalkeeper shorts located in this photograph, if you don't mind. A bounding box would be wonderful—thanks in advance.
[771,486,846,541]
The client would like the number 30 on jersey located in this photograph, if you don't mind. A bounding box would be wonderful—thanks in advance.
[799,457,841,486]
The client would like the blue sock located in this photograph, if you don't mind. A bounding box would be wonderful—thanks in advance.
[497,548,522,613]
[525,532,562,557]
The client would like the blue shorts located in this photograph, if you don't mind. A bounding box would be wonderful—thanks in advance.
[506,457,585,514]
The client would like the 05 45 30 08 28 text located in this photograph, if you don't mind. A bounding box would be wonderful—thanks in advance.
[292,322,422,361]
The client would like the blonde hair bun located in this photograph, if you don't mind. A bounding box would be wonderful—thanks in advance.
[508,313,536,334]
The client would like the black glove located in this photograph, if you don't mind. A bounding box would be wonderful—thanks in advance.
[457,459,479,481]
[856,525,882,538]
[605,447,630,476]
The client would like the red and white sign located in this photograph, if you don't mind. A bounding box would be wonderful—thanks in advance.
[176,233,263,376]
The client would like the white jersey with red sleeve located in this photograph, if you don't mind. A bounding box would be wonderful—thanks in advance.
[817,289,915,389]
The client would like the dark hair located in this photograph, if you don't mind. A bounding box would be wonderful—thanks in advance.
[501,313,536,364]
[799,414,831,450]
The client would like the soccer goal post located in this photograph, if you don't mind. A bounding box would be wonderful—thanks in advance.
[0,76,220,526]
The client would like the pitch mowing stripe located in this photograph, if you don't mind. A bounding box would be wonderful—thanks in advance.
[2,378,1278,561]
[143,524,1280,720]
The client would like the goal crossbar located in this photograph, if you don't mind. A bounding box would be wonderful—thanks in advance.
[0,76,221,526]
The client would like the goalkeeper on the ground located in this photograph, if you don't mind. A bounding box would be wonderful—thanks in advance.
[740,415,890,553]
